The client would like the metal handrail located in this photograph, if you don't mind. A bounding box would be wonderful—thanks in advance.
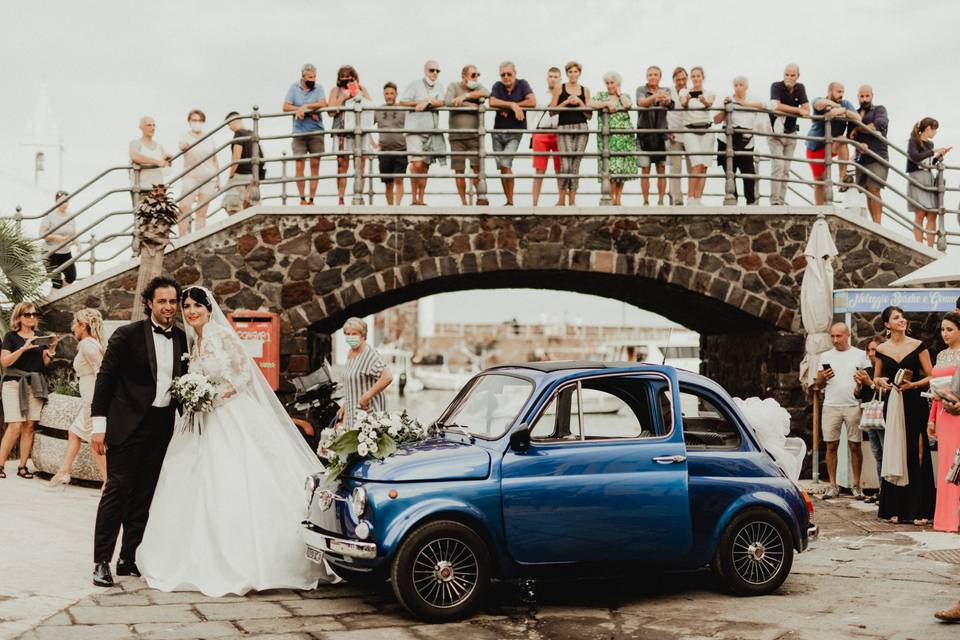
[17,101,958,281]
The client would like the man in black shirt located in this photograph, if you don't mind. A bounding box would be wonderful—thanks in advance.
[849,86,889,224]
[223,112,262,214]
[768,64,810,205]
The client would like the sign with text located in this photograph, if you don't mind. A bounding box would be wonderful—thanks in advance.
[833,288,960,314]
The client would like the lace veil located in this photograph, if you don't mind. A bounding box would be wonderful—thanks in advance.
[181,286,318,465]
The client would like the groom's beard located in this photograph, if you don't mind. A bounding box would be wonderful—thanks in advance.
[151,312,177,329]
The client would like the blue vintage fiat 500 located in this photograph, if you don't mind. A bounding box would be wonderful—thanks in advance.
[301,362,817,622]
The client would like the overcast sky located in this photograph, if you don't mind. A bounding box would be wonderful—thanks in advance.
[2,0,958,327]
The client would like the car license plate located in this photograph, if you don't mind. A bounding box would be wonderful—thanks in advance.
[305,546,325,563]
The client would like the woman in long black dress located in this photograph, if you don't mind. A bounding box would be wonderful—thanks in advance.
[874,306,936,525]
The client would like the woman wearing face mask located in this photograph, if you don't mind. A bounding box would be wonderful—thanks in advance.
[337,317,392,429]
[178,109,221,236]
[328,66,373,206]
[927,313,960,533]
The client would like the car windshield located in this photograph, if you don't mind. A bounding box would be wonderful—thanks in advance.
[440,374,534,439]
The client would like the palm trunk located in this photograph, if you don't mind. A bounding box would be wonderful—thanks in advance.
[132,247,166,321]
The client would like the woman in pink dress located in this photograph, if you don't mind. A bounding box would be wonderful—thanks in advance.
[928,313,960,534]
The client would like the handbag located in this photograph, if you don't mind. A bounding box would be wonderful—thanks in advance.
[860,389,885,431]
[946,447,960,485]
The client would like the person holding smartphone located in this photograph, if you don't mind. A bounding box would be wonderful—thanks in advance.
[815,322,872,500]
[329,65,373,206]
[0,302,58,479]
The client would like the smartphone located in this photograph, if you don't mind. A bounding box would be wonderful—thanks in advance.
[31,335,54,347]
[821,363,832,371]
[689,90,703,98]
[347,81,359,98]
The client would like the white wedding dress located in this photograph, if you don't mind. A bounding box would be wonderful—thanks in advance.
[137,296,328,596]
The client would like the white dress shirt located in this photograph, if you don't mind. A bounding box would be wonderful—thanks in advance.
[91,321,175,435]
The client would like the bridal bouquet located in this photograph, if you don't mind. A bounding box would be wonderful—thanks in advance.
[320,410,426,483]
[171,373,218,433]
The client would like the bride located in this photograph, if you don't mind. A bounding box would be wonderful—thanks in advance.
[137,286,333,595]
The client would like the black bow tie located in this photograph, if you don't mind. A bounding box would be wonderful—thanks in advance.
[152,324,174,340]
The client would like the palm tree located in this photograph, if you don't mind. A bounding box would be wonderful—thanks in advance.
[131,185,180,321]
[0,219,48,333]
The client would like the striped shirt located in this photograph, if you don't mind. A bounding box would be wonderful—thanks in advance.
[342,343,387,428]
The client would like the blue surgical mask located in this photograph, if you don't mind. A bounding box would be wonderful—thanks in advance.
[466,80,479,90]
[345,335,361,349]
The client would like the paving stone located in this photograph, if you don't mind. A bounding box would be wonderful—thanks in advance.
[133,620,239,639]
[236,616,346,635]
[324,628,420,640]
[337,612,419,629]
[281,597,377,617]
[146,591,246,605]
[41,613,72,626]
[244,590,303,601]
[300,585,373,599]
[29,624,133,640]
[409,622,505,640]
[69,604,198,625]
[90,592,153,606]
[193,601,292,620]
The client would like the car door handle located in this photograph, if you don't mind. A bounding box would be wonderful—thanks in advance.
[652,455,687,464]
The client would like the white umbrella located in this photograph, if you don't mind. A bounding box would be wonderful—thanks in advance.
[799,216,838,390]
[799,216,838,485]
[890,252,960,286]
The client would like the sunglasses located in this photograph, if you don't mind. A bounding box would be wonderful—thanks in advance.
[21,312,39,318]
[500,72,514,78]
[427,68,440,73]
[469,72,480,78]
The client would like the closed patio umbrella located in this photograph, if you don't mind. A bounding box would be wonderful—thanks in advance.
[799,215,838,483]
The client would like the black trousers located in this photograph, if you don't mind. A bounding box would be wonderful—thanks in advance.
[716,140,757,204]
[47,252,76,288]
[93,406,174,564]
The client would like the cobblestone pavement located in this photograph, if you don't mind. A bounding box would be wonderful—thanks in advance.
[7,488,960,640]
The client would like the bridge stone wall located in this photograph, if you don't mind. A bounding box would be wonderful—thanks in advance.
[44,207,935,446]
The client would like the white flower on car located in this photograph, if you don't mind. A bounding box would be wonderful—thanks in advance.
[357,441,369,457]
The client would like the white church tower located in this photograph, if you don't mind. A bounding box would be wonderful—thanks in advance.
[19,87,63,191]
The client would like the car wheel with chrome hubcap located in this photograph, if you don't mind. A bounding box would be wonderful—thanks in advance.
[714,508,794,596]
[391,520,491,622]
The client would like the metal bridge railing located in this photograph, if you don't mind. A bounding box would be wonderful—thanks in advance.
[11,102,957,282]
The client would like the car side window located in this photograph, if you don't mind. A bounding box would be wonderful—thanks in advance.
[579,378,655,439]
[679,387,742,450]
[530,386,581,442]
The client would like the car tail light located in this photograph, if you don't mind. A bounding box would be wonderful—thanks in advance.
[801,490,814,514]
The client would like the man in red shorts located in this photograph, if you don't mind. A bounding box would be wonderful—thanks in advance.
[532,67,562,206]
[804,82,861,204]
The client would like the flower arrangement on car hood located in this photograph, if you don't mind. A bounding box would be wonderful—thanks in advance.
[319,410,426,483]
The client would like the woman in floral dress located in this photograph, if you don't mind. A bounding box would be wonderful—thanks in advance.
[590,71,638,205]
[928,313,960,533]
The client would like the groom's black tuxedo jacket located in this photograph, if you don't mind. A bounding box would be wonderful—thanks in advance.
[91,319,188,446]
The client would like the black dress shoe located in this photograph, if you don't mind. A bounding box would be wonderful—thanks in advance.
[116,559,140,577]
[93,562,114,587]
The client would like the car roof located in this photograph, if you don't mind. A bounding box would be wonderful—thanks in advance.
[485,361,725,391]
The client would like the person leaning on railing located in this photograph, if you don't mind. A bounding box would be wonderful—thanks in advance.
[400,60,445,206]
[177,109,220,236]
[550,61,591,206]
[0,302,58,479]
[374,82,407,206]
[589,71,637,206]
[445,64,489,206]
[222,112,262,214]
[488,61,535,206]
[666,67,690,206]
[805,82,860,205]
[678,66,715,206]
[635,65,672,206]
[282,63,327,206]
[848,86,888,225]
[329,65,374,206]
[714,76,765,205]
[907,117,952,247]
[768,64,809,205]
[531,67,562,207]
[128,116,172,205]
[38,190,78,288]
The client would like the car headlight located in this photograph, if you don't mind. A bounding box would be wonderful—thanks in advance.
[350,486,367,518]
[304,474,321,505]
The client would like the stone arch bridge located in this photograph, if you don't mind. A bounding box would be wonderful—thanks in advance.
[45,206,935,433]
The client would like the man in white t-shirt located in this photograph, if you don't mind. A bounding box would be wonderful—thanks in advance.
[816,322,872,500]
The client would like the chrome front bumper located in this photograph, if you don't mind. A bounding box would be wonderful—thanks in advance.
[300,523,377,560]
[807,523,818,540]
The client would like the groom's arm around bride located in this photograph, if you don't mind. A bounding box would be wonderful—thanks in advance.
[89,276,187,587]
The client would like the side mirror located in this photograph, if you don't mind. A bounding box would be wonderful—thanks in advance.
[509,424,531,453]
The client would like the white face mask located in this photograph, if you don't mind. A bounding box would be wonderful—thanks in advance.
[466,80,479,90]
[189,121,203,133]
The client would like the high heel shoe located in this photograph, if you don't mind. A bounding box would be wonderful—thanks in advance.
[48,472,70,487]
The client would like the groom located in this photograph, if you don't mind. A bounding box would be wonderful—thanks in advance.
[89,276,187,587]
